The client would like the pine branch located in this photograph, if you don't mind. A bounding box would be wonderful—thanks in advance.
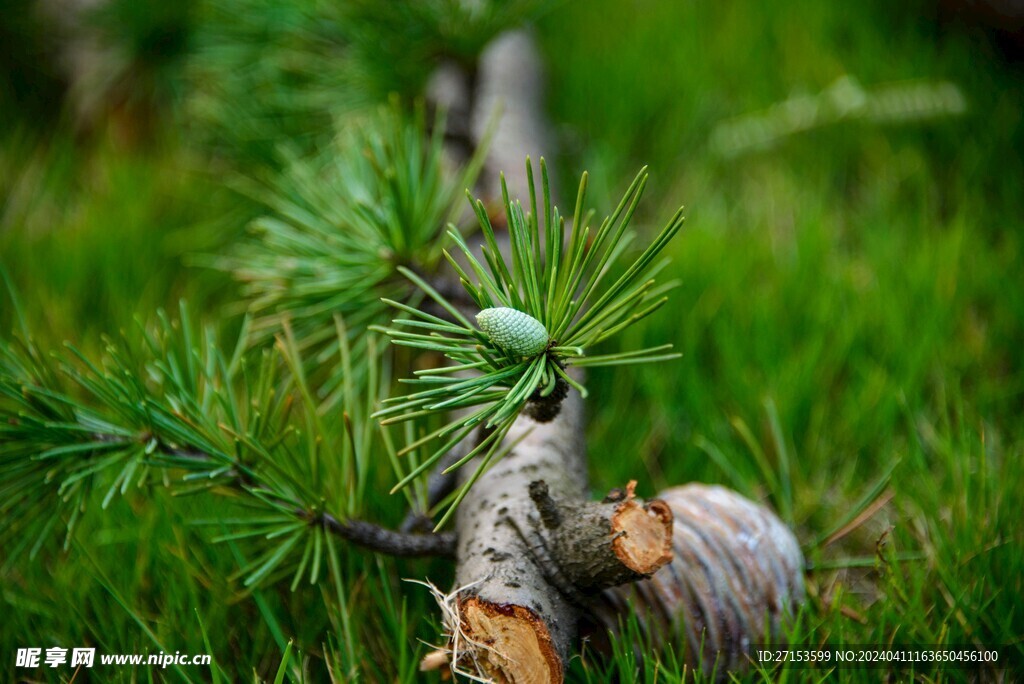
[216,101,490,410]
[155,432,456,558]
[376,159,685,526]
[151,433,455,558]
[1,303,450,585]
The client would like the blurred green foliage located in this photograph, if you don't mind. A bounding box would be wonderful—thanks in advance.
[1,0,1022,681]
[541,1,1023,679]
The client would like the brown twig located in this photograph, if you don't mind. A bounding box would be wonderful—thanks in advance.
[135,435,458,558]
[316,512,456,558]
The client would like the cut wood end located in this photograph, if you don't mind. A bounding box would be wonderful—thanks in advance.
[611,499,674,575]
[460,596,563,684]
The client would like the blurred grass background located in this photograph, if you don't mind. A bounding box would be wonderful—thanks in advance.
[2,0,1022,681]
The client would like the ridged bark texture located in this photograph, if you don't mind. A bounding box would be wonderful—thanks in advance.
[597,484,805,677]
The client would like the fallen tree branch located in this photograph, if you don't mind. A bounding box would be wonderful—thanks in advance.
[150,437,458,558]
[533,480,674,592]
[419,27,805,682]
[596,484,805,674]
[449,390,674,682]
[421,31,676,681]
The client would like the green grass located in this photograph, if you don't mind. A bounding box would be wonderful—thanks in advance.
[538,0,1023,680]
[2,0,1023,681]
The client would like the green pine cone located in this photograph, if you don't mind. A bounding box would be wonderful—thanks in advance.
[476,307,550,357]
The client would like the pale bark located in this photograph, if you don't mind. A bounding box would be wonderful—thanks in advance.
[449,393,674,682]
[451,390,586,683]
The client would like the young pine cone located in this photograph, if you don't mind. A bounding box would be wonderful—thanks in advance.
[476,307,550,357]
